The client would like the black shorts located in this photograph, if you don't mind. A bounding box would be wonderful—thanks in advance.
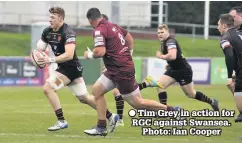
[235,71,242,93]
[164,67,193,86]
[56,65,83,82]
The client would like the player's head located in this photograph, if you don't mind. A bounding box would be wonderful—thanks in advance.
[217,13,234,35]
[49,7,65,29]
[157,24,169,41]
[229,6,242,28]
[86,8,102,28]
[102,14,108,21]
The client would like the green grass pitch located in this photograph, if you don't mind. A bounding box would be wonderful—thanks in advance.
[0,85,242,143]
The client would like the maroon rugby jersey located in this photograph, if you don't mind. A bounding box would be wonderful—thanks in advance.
[93,19,135,77]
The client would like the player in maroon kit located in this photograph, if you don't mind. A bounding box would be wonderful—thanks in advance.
[83,8,181,136]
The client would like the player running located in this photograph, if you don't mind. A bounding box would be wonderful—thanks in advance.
[217,13,242,122]
[138,24,219,111]
[83,7,181,136]
[100,13,125,127]
[36,7,118,131]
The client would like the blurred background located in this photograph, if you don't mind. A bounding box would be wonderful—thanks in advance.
[0,1,240,86]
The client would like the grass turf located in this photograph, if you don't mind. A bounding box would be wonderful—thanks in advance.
[0,32,223,57]
[0,85,241,143]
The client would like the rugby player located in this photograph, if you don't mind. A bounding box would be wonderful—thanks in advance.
[83,8,181,136]
[101,13,125,127]
[138,24,219,111]
[217,13,242,122]
[36,7,118,131]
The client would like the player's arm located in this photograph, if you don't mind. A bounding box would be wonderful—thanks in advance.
[36,29,48,51]
[223,47,234,79]
[54,44,75,63]
[221,39,234,79]
[53,33,76,63]
[158,39,177,61]
[159,49,177,61]
[85,29,106,59]
[91,46,106,58]
[121,27,134,55]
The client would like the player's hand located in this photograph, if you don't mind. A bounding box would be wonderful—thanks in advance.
[84,51,89,59]
[232,74,236,82]
[227,78,234,88]
[38,56,52,65]
[156,51,162,58]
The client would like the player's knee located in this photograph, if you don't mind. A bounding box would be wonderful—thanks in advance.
[42,83,54,95]
[77,94,88,104]
[184,90,196,98]
[112,88,120,96]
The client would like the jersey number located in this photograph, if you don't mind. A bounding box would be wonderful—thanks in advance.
[118,33,125,45]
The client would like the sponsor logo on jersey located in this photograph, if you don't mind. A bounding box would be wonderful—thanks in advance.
[58,36,61,41]
[66,37,76,43]
[221,40,231,49]
[112,27,117,32]
[94,36,104,43]
[94,42,104,47]
[95,31,100,36]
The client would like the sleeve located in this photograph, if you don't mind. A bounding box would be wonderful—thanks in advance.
[220,38,234,78]
[120,27,128,37]
[41,28,48,43]
[93,27,106,48]
[64,31,76,45]
[166,39,177,50]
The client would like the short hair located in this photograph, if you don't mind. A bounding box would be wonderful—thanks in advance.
[86,8,102,20]
[49,7,65,20]
[102,14,108,21]
[219,13,234,28]
[230,6,242,14]
[158,24,169,30]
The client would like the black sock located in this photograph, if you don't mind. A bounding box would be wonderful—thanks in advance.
[97,119,107,129]
[106,109,112,119]
[158,92,167,105]
[195,91,212,104]
[55,108,65,120]
[115,95,124,119]
[138,82,147,90]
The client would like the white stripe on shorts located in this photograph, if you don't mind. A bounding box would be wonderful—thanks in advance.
[234,92,242,96]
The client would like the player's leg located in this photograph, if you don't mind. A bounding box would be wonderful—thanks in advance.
[123,89,179,111]
[112,88,124,127]
[43,71,70,131]
[156,68,177,105]
[117,76,181,113]
[181,82,219,111]
[67,77,119,129]
[233,76,242,122]
[138,76,162,90]
[84,73,119,136]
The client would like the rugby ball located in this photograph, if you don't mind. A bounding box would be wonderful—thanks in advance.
[30,49,47,69]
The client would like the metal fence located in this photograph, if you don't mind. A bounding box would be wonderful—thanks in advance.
[0,1,219,39]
